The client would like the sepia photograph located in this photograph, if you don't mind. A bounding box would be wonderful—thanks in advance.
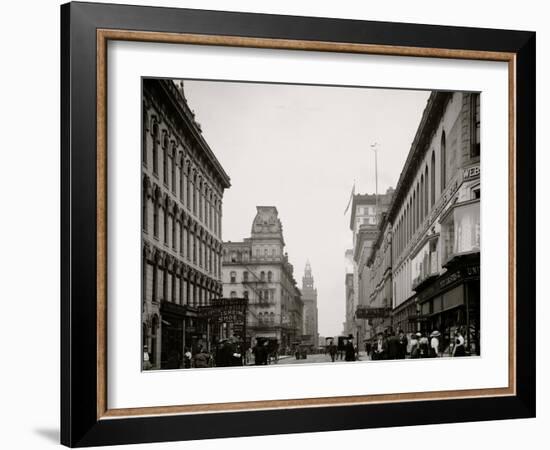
[141,77,481,370]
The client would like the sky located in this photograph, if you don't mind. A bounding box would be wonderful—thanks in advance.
[184,80,430,337]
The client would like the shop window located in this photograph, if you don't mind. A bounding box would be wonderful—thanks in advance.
[471,184,480,200]
[471,93,481,158]
[441,200,480,264]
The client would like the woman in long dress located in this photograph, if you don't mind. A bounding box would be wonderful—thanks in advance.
[452,330,466,357]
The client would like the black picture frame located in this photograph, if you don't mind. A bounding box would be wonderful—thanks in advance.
[61,1,535,447]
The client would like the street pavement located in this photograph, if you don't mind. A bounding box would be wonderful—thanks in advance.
[275,352,370,365]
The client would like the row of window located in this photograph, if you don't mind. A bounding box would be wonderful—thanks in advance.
[228,289,275,303]
[143,261,220,308]
[393,93,480,261]
[229,270,274,283]
[143,196,222,277]
[143,115,222,237]
[225,247,280,263]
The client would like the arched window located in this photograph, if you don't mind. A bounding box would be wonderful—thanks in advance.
[430,151,436,207]
[163,198,169,245]
[258,312,263,324]
[163,264,168,301]
[152,123,159,175]
[243,290,249,299]
[440,130,447,191]
[267,271,273,282]
[152,260,158,302]
[153,197,159,238]
[179,155,184,201]
[142,181,148,232]
[198,179,203,221]
[186,164,191,209]
[171,144,176,193]
[260,271,265,282]
[412,190,416,233]
[192,172,197,214]
[142,107,148,166]
[162,133,169,184]
[424,166,429,217]
[420,175,424,223]
[230,271,236,283]
[172,216,177,250]
[270,312,275,324]
[230,291,237,299]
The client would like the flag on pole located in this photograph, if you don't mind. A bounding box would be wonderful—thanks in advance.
[344,182,355,215]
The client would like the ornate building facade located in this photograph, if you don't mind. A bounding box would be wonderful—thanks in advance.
[389,91,480,354]
[361,91,481,354]
[222,206,303,351]
[142,79,231,369]
[345,189,393,340]
[300,262,319,347]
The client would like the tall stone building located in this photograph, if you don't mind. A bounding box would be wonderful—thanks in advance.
[363,91,481,355]
[142,79,231,369]
[344,189,393,340]
[222,206,303,351]
[300,261,319,347]
[389,91,480,354]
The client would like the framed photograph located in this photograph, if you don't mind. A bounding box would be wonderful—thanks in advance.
[61,1,536,447]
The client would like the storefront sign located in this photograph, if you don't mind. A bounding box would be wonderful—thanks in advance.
[417,259,480,303]
[356,307,391,319]
[463,164,480,181]
[201,298,248,324]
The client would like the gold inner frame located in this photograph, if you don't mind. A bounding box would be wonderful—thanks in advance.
[96,29,517,420]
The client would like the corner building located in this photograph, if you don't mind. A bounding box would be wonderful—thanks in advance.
[388,91,480,354]
[142,79,231,369]
[222,207,303,351]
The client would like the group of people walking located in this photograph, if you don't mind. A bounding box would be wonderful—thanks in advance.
[326,336,357,362]
[367,328,467,360]
[321,328,468,363]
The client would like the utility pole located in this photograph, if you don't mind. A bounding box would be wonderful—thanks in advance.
[371,143,379,221]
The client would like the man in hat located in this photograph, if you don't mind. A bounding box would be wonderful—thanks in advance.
[344,335,356,361]
[397,329,408,359]
[372,332,388,360]
[386,329,401,360]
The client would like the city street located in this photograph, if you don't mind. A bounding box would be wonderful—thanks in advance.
[275,353,370,365]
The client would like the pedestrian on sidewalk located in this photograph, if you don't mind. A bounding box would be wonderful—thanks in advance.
[344,335,356,362]
[387,329,401,360]
[418,332,430,358]
[410,332,421,359]
[372,332,388,360]
[183,347,192,368]
[193,346,211,368]
[328,340,337,362]
[398,330,408,359]
[430,330,441,357]
[452,329,466,357]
